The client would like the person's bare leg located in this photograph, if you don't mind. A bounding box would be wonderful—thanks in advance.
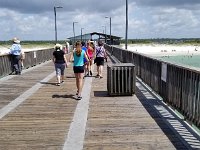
[84,64,88,76]
[75,73,79,92]
[97,66,100,76]
[87,63,90,75]
[56,75,61,85]
[78,79,82,96]
[99,65,103,77]
[89,60,93,76]
[61,75,64,82]
[77,73,83,98]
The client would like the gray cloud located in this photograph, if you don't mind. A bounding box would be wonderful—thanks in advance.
[0,0,125,14]
[0,0,54,14]
[1,0,200,40]
[134,0,200,8]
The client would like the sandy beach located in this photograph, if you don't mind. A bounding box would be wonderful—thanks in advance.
[120,44,200,57]
[0,46,53,56]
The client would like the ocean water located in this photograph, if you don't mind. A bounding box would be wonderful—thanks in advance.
[157,55,200,69]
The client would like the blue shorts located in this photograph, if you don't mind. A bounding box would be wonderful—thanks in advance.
[73,66,84,73]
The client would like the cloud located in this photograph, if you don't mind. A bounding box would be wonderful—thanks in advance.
[0,0,54,14]
[0,0,125,14]
[0,1,200,40]
[134,0,200,8]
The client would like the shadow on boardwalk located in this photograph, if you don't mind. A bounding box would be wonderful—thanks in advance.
[136,80,200,149]
[40,81,57,86]
[94,91,108,97]
[89,77,200,149]
[52,94,77,100]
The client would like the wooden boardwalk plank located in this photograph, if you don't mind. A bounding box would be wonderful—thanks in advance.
[0,63,55,109]
[83,61,183,150]
[0,58,199,149]
[0,62,78,149]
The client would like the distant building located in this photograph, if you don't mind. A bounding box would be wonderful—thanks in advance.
[68,32,121,45]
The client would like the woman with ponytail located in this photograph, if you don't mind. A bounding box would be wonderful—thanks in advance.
[70,41,89,100]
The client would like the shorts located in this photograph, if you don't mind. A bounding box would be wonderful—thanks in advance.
[84,58,87,64]
[96,57,104,66]
[73,66,84,73]
[55,63,65,76]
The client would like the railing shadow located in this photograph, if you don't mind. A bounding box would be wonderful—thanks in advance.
[135,80,200,149]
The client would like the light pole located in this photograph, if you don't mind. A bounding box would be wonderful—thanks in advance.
[102,26,105,42]
[105,17,111,45]
[125,0,128,49]
[102,26,105,34]
[54,6,63,43]
[105,25,107,43]
[81,28,84,42]
[73,22,78,45]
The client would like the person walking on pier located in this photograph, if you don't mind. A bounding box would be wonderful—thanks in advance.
[53,44,68,86]
[70,41,89,100]
[81,41,89,77]
[95,40,107,78]
[86,41,95,76]
[10,37,22,75]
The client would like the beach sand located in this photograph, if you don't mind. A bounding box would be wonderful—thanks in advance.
[120,44,200,57]
[0,46,52,56]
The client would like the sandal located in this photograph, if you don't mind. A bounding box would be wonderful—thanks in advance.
[76,96,82,100]
[56,83,61,86]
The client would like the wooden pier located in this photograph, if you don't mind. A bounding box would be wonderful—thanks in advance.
[0,57,200,149]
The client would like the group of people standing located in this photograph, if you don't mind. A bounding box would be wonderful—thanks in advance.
[53,40,107,100]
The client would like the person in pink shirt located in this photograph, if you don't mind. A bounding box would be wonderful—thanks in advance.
[86,41,95,76]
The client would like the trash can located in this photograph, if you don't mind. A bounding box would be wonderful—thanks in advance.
[107,63,135,96]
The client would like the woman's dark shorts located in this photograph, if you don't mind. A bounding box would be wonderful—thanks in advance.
[96,57,104,66]
[73,66,84,73]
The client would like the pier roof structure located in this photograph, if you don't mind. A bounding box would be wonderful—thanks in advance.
[68,32,121,45]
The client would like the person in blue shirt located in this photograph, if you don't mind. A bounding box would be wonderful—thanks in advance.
[10,37,22,75]
[70,41,89,100]
[81,41,89,77]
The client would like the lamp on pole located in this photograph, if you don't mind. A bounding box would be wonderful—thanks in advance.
[73,22,78,45]
[54,6,63,43]
[81,28,84,42]
[105,17,111,45]
[125,0,128,49]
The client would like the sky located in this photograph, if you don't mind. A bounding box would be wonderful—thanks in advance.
[1,0,200,40]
